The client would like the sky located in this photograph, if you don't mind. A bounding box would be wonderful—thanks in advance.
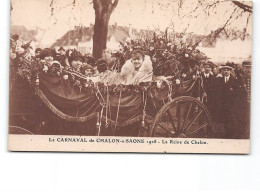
[10,0,253,46]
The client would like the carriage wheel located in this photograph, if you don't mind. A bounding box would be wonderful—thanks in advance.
[149,96,212,138]
[9,126,34,135]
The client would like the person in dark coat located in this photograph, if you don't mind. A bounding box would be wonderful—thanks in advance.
[215,62,240,139]
[55,47,67,67]
[202,62,215,117]
[236,59,251,138]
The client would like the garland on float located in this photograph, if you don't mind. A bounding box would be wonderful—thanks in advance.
[35,87,98,122]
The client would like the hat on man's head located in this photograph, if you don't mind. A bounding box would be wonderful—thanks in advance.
[242,59,251,67]
[220,62,234,70]
[58,47,65,51]
[203,61,214,68]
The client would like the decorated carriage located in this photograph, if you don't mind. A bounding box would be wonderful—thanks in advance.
[9,35,213,138]
[9,67,212,138]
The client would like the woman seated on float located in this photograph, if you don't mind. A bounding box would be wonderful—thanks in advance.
[120,49,153,85]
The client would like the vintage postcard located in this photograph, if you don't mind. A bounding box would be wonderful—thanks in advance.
[9,0,252,153]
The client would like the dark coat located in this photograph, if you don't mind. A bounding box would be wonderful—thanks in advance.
[202,73,215,115]
[235,73,251,138]
[55,54,67,67]
[202,74,215,92]
[214,75,240,138]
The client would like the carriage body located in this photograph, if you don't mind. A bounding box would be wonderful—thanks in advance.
[9,68,213,138]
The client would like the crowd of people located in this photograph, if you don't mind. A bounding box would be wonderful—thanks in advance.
[10,34,251,139]
[30,45,154,85]
[200,60,251,139]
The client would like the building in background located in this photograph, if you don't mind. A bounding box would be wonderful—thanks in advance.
[12,23,251,64]
[198,29,251,64]
[51,24,130,55]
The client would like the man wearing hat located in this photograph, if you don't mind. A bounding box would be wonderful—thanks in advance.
[58,47,66,55]
[236,59,251,138]
[55,47,67,67]
[241,59,251,103]
[202,61,215,118]
[215,62,240,138]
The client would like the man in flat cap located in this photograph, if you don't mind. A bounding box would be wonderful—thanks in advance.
[236,59,251,138]
[215,62,240,138]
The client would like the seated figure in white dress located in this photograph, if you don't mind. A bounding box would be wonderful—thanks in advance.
[120,50,153,85]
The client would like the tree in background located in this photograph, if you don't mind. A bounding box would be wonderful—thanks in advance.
[92,0,119,60]
[11,0,252,59]
[157,0,252,41]
[12,0,119,60]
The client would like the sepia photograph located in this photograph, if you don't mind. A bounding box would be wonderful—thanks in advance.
[8,0,252,153]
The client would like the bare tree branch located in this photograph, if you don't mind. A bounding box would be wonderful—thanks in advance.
[232,1,252,13]
[212,9,237,38]
[181,1,200,19]
[206,0,226,9]
[209,7,245,42]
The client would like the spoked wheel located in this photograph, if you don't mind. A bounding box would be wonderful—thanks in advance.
[149,96,212,138]
[9,126,34,135]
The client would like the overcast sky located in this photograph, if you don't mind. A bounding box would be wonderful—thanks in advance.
[11,0,252,46]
